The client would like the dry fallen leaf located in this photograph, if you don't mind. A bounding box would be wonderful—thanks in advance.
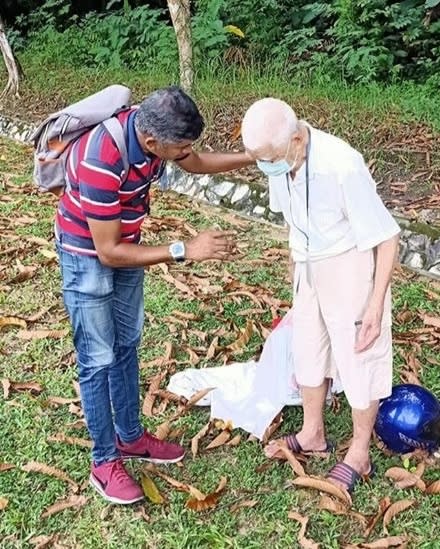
[0,497,8,510]
[382,499,415,534]
[364,497,392,538]
[226,434,242,447]
[205,430,231,450]
[421,314,440,329]
[292,476,352,507]
[152,389,185,404]
[185,387,214,409]
[0,316,27,330]
[384,467,425,491]
[1,378,10,399]
[228,320,254,353]
[360,535,408,548]
[22,461,78,492]
[426,480,440,494]
[318,495,349,515]
[1,379,43,399]
[230,499,258,513]
[142,373,164,417]
[191,421,212,458]
[68,403,84,417]
[46,396,81,406]
[172,310,199,321]
[0,463,15,472]
[288,510,320,549]
[41,495,88,518]
[140,473,165,504]
[16,329,68,340]
[154,420,171,441]
[29,534,60,548]
[275,441,306,476]
[47,433,92,449]
[262,412,284,444]
[186,347,201,366]
[185,476,227,512]
[206,336,219,360]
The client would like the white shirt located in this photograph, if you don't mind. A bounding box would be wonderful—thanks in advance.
[268,125,400,262]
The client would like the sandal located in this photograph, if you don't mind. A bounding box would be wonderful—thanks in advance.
[284,433,335,456]
[265,433,335,460]
[326,461,376,494]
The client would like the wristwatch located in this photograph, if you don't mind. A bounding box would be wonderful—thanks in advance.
[169,241,186,263]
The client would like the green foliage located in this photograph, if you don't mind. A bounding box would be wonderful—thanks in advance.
[221,0,440,83]
[6,0,440,83]
[14,0,231,71]
[192,0,229,60]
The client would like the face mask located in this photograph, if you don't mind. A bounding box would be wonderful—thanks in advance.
[256,140,298,177]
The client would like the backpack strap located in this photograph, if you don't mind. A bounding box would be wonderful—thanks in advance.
[102,117,130,183]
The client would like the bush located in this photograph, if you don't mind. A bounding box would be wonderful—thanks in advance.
[9,0,440,83]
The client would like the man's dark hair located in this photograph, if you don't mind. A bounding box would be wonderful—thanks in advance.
[134,85,204,143]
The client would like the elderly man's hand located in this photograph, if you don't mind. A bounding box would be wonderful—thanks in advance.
[354,301,383,353]
[186,230,236,262]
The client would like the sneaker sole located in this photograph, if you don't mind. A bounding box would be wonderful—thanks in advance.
[118,453,185,464]
[89,475,144,505]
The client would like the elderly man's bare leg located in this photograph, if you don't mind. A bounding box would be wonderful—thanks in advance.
[345,401,378,473]
[264,381,330,459]
[327,400,378,492]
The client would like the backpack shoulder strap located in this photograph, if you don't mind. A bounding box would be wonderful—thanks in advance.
[102,117,130,183]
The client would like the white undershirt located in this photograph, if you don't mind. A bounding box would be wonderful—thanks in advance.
[268,126,400,262]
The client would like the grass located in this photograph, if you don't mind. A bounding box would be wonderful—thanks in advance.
[0,136,439,549]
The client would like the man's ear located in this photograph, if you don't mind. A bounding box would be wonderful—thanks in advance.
[144,136,159,155]
[292,131,302,146]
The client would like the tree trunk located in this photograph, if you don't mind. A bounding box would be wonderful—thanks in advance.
[167,0,193,93]
[0,15,20,98]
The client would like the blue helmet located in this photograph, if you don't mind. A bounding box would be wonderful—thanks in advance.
[375,384,440,454]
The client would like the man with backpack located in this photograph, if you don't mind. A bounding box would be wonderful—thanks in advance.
[46,85,253,504]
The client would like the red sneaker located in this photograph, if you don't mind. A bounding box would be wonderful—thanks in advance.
[90,459,144,505]
[116,430,185,464]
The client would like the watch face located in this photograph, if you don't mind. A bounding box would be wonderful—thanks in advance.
[171,241,185,261]
[174,242,185,256]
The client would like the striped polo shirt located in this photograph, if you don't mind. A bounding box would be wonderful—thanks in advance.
[55,108,165,256]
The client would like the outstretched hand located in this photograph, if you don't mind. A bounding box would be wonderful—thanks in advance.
[186,230,237,262]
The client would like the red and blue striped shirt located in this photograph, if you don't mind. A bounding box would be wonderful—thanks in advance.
[55,108,165,256]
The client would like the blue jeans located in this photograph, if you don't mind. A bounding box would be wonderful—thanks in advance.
[57,245,145,465]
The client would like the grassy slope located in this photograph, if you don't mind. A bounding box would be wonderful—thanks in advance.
[0,137,439,548]
[2,58,440,215]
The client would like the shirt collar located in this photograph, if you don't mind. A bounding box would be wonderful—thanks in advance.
[127,110,150,165]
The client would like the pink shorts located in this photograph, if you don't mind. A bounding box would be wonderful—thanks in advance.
[292,247,393,410]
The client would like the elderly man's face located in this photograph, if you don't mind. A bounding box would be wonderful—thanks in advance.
[248,130,306,177]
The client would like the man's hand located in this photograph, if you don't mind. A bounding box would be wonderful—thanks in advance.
[186,230,236,261]
[355,301,384,353]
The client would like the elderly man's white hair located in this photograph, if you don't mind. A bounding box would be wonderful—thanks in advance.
[241,98,299,155]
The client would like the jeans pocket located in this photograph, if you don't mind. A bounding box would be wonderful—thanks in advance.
[61,252,113,297]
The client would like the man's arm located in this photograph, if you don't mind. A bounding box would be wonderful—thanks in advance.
[87,218,236,268]
[175,150,253,174]
[355,234,399,353]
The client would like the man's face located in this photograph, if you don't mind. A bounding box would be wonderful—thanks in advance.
[143,137,194,161]
[248,130,306,177]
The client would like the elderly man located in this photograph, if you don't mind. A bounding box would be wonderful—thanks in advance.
[56,86,252,504]
[241,98,400,493]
